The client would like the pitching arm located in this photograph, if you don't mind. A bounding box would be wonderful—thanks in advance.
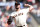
[24,4,34,12]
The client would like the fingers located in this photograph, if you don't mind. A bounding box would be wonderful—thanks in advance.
[25,4,29,6]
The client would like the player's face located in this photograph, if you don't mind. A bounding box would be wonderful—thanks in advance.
[17,5,20,8]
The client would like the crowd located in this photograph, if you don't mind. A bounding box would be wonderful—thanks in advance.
[0,0,40,27]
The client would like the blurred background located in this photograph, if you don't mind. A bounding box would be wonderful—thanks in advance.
[0,0,40,27]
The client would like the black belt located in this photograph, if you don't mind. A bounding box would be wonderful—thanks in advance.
[17,26,22,27]
[17,25,25,27]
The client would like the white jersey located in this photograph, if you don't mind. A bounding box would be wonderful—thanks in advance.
[11,8,29,26]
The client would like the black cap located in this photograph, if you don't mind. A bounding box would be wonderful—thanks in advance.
[15,2,20,6]
[15,2,20,9]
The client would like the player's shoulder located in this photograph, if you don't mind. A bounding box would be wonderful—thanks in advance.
[10,12,17,16]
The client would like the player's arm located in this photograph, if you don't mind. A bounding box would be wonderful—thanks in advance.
[7,16,13,25]
[7,12,17,25]
[7,13,15,25]
[24,4,34,12]
[7,16,16,25]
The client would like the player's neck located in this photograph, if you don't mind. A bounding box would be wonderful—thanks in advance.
[16,8,20,12]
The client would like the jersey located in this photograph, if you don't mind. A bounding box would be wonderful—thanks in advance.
[11,8,29,26]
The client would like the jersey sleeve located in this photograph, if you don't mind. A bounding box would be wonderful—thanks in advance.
[10,12,16,16]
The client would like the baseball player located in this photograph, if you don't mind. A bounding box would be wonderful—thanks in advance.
[7,2,34,27]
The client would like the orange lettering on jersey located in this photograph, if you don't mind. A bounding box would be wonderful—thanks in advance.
[13,13,23,17]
